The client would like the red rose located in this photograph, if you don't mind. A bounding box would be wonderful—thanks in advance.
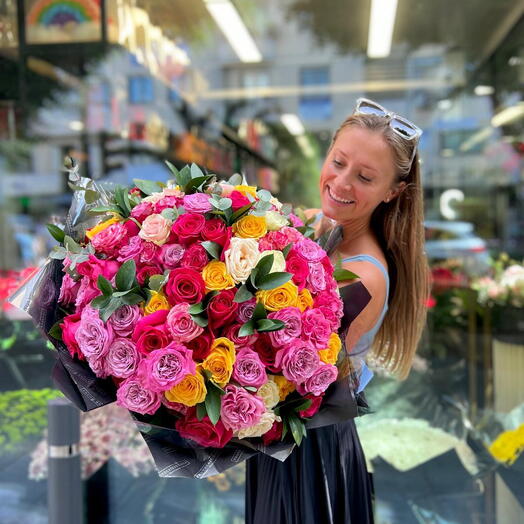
[132,310,168,342]
[201,218,230,247]
[172,213,206,246]
[286,251,310,291]
[129,187,141,196]
[219,229,234,262]
[123,219,140,237]
[180,244,209,271]
[207,289,238,331]
[165,268,206,305]
[253,335,279,373]
[132,310,170,355]
[136,264,163,286]
[185,331,213,361]
[175,408,233,448]
[229,190,251,211]
[262,420,283,446]
[298,393,324,418]
[61,313,84,360]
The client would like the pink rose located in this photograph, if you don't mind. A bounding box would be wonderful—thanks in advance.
[162,397,190,415]
[154,195,181,214]
[220,385,265,432]
[171,213,205,246]
[267,307,302,347]
[75,306,114,361]
[75,278,100,310]
[296,364,338,396]
[286,251,310,291]
[176,408,233,447]
[161,243,185,269]
[117,236,142,263]
[87,355,110,378]
[91,222,130,258]
[236,297,257,324]
[301,309,331,349]
[183,193,213,213]
[76,255,120,283]
[229,190,251,211]
[166,303,204,342]
[288,213,304,227]
[130,201,155,223]
[274,340,319,384]
[61,313,84,360]
[139,240,161,264]
[295,237,325,262]
[136,263,162,286]
[232,347,268,388]
[180,244,209,271]
[222,323,258,350]
[307,262,327,292]
[116,377,161,415]
[138,343,196,392]
[314,291,343,331]
[58,273,80,305]
[106,338,141,378]
[108,305,141,337]
[139,214,171,246]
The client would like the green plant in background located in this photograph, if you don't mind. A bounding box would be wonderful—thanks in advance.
[0,388,63,453]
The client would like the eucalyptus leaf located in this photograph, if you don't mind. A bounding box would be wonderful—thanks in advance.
[84,189,99,204]
[64,235,81,254]
[227,173,243,185]
[49,247,67,260]
[233,284,254,303]
[190,163,204,179]
[256,318,285,332]
[256,272,292,290]
[281,203,293,216]
[161,208,178,221]
[116,259,137,291]
[201,241,221,260]
[217,198,232,211]
[133,178,163,196]
[244,386,257,392]
[333,269,359,282]
[46,224,66,244]
[97,275,114,297]
[238,320,255,337]
[256,189,272,201]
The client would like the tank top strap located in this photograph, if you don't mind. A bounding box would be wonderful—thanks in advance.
[341,254,389,289]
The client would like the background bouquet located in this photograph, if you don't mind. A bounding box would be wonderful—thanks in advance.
[10,161,370,478]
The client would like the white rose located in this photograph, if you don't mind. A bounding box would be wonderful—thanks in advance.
[256,380,280,409]
[501,265,524,287]
[269,197,283,211]
[265,210,289,231]
[236,410,280,439]
[224,237,260,284]
[257,250,286,274]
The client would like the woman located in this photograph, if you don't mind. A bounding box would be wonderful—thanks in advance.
[245,98,430,523]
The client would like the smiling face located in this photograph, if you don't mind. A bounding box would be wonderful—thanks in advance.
[320,126,400,224]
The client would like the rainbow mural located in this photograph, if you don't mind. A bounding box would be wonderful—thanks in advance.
[26,0,100,28]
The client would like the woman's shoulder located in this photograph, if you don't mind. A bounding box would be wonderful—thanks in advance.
[303,208,322,220]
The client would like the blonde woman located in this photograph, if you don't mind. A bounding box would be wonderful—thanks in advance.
[246,99,430,523]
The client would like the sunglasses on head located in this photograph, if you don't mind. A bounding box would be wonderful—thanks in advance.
[354,98,422,168]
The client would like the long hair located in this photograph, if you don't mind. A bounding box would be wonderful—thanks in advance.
[331,114,430,379]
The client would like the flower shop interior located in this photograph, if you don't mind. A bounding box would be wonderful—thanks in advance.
[0,0,523,523]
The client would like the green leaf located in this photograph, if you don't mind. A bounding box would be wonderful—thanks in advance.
[281,420,288,441]
[201,241,221,260]
[177,165,192,187]
[112,290,131,297]
[99,297,123,322]
[189,302,205,315]
[148,274,167,292]
[184,175,214,194]
[97,275,114,297]
[49,246,67,260]
[88,205,120,215]
[244,386,257,392]
[288,412,305,446]
[191,314,209,328]
[281,203,293,216]
[217,197,232,211]
[64,235,81,254]
[255,253,275,280]
[238,320,256,337]
[233,284,254,303]
[282,243,293,259]
[196,402,207,421]
[333,269,359,282]
[133,178,163,196]
[227,173,243,185]
[91,295,111,309]
[116,259,137,291]
[120,293,145,306]
[249,267,259,289]
[230,202,254,223]
[293,399,312,413]
[161,208,178,221]
[256,189,272,201]
[84,189,99,204]
[256,318,285,332]
[256,272,293,290]
[190,163,204,179]
[205,382,223,425]
[46,224,66,244]
[251,301,267,322]
[48,320,63,341]
[164,160,179,177]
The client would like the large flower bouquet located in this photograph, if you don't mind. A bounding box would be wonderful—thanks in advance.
[10,161,371,478]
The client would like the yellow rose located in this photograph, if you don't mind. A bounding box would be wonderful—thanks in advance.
[271,375,296,402]
[232,215,267,239]
[202,337,236,387]
[165,371,207,406]
[85,217,120,240]
[256,281,299,311]
[144,291,170,315]
[202,261,236,292]
[234,185,258,198]
[319,333,342,365]
[296,288,314,312]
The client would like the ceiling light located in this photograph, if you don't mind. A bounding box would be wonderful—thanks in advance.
[437,99,452,111]
[474,85,495,96]
[459,127,493,152]
[69,120,84,131]
[281,114,305,136]
[367,0,398,58]
[491,103,524,127]
[204,0,262,63]
[296,135,314,158]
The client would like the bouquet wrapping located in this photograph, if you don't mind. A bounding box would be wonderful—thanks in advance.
[10,162,371,478]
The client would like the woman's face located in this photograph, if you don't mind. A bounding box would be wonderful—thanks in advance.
[320,127,399,223]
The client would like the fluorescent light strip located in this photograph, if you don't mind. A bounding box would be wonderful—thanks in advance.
[367,0,398,58]
[491,103,524,127]
[281,114,305,136]
[204,0,262,63]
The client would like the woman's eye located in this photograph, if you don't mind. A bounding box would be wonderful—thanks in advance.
[359,174,371,183]
[333,159,343,167]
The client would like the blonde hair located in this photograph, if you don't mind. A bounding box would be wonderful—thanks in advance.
[332,114,430,379]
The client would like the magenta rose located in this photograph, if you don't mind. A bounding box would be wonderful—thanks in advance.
[207,288,238,331]
[136,263,162,286]
[116,377,161,415]
[294,237,325,262]
[223,323,258,350]
[108,305,141,337]
[175,408,233,448]
[161,243,185,269]
[286,251,310,291]
[288,213,304,227]
[185,332,213,361]
[61,313,84,360]
[183,193,213,213]
[201,218,230,247]
[154,195,181,214]
[130,201,155,223]
[75,306,114,361]
[296,364,338,396]
[161,397,190,415]
[171,213,205,246]
[166,303,204,342]
[106,338,141,378]
[298,393,324,417]
[180,244,209,271]
[274,340,320,384]
[254,335,279,373]
[75,278,100,310]
[91,222,130,258]
[220,385,266,432]
[139,240,161,264]
[314,291,343,331]
[117,236,142,263]
[123,219,140,237]
[236,297,257,324]
[164,268,206,306]
[267,307,302,347]
[262,420,283,446]
[58,273,80,305]
[301,308,331,349]
[232,347,268,388]
[229,190,251,211]
[307,262,327,293]
[138,343,196,392]
[76,255,119,283]
[132,309,170,354]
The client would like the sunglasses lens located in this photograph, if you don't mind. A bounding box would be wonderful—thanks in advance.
[391,117,418,139]
[357,100,386,117]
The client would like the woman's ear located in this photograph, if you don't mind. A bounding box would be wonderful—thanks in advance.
[384,181,406,203]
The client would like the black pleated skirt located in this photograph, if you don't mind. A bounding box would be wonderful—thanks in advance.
[245,419,374,524]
